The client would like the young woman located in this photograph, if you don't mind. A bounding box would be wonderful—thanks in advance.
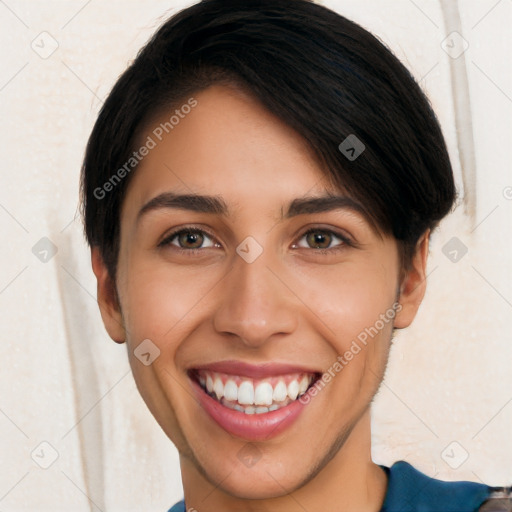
[80,1,507,510]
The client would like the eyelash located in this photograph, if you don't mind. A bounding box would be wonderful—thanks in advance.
[295,227,353,253]
[157,226,353,255]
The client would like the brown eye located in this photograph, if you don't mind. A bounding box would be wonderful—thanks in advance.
[158,228,218,251]
[294,228,351,252]
[177,230,204,249]
[306,230,332,249]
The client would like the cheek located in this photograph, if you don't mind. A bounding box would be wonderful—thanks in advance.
[294,260,397,350]
[117,255,223,345]
[303,267,396,402]
[289,264,396,427]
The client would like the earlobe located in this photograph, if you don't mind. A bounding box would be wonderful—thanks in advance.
[91,247,126,343]
[394,230,430,329]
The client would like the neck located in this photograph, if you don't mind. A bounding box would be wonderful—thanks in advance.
[180,410,388,512]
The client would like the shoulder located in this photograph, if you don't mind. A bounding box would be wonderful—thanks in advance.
[167,501,185,512]
[167,462,506,512]
[381,460,495,512]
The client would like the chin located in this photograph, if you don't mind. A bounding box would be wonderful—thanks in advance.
[209,464,305,500]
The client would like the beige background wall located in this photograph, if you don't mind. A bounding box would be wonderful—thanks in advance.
[0,1,511,510]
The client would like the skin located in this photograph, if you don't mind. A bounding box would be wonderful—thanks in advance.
[92,84,429,511]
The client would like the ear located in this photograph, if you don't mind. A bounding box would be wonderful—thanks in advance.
[91,246,126,343]
[394,230,430,329]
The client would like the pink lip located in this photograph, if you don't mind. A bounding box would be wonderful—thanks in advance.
[191,360,320,379]
[189,376,314,441]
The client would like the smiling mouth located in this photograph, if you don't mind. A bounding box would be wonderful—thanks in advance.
[189,369,321,415]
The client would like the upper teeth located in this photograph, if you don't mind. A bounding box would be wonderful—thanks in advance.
[199,371,313,406]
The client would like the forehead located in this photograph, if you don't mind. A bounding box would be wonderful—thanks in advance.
[121,84,339,221]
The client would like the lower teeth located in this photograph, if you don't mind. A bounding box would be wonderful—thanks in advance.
[220,396,292,414]
[203,388,297,414]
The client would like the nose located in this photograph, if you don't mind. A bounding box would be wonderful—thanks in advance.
[212,246,299,348]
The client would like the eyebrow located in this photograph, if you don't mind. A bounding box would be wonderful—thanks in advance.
[136,192,370,224]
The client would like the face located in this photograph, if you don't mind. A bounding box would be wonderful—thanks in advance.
[92,84,428,502]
